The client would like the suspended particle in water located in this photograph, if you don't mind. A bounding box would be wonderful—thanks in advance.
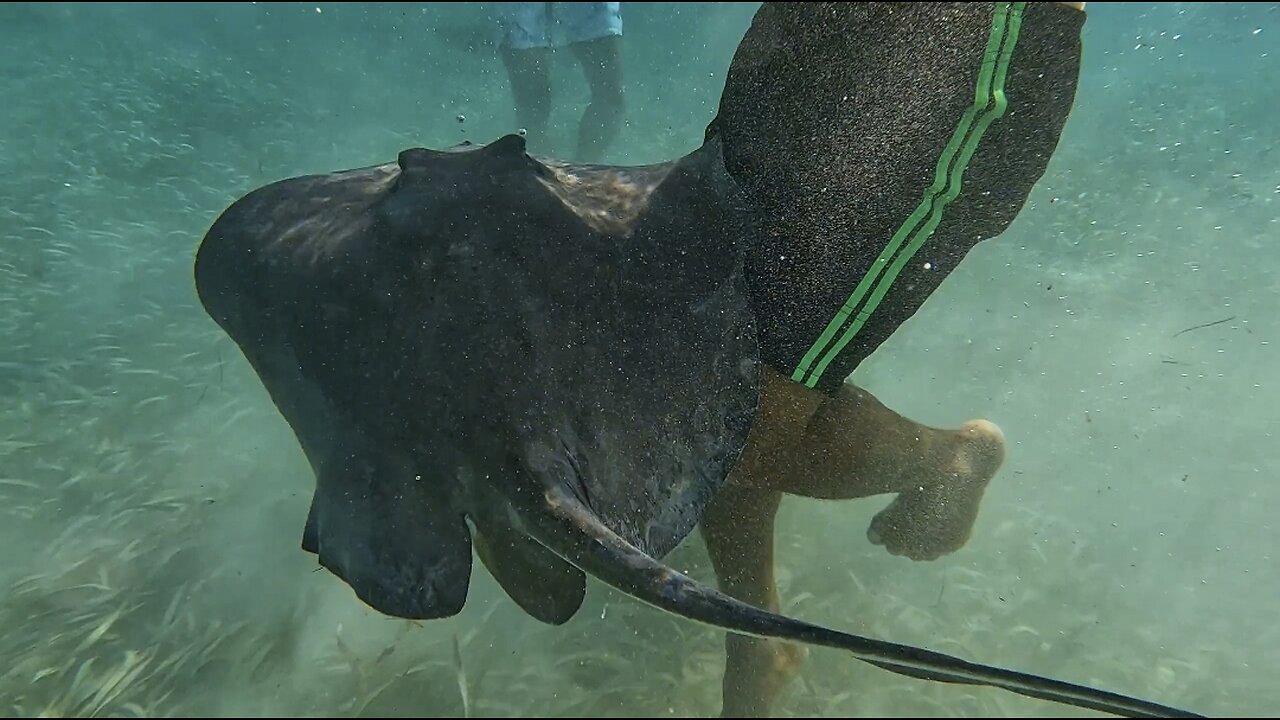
[456,114,466,123]
[518,128,527,136]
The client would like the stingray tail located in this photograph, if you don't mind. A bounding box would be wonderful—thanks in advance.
[523,486,1202,720]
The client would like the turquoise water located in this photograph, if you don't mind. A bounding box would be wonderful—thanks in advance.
[1,2,1275,717]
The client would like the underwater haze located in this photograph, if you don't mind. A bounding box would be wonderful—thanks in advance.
[1,1,1276,717]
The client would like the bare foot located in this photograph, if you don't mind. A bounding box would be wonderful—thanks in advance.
[867,419,1006,561]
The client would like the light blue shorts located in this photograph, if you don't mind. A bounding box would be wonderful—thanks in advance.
[495,2,623,51]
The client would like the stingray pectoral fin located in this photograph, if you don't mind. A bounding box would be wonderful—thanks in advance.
[302,432,473,621]
[472,511,586,626]
[521,485,1204,720]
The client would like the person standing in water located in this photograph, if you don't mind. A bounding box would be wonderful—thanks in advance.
[493,2,625,163]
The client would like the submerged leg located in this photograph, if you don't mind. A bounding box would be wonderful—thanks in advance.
[500,46,552,146]
[702,370,1005,717]
[779,377,1007,562]
[569,35,624,162]
[728,367,1006,560]
[702,480,803,718]
[700,367,820,717]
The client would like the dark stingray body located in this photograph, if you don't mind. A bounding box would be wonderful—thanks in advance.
[196,133,759,623]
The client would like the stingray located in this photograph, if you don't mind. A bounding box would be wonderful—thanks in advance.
[192,3,1203,719]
